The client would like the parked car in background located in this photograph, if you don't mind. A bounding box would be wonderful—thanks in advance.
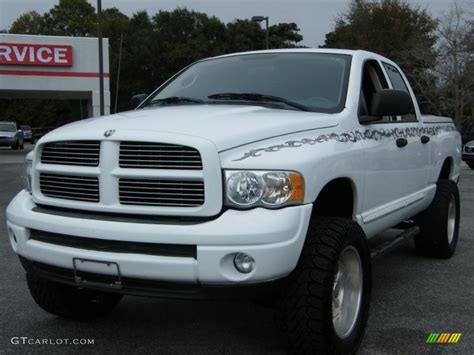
[0,121,24,150]
[461,127,474,145]
[21,125,35,144]
[463,140,474,169]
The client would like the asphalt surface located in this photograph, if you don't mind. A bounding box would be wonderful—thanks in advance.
[0,145,473,354]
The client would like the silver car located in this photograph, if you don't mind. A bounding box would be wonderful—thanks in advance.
[21,125,34,144]
[463,140,474,169]
[0,121,24,150]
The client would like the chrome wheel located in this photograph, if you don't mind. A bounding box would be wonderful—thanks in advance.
[447,195,456,244]
[332,245,363,339]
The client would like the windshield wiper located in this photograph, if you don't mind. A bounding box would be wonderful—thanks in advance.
[208,92,310,111]
[146,96,205,107]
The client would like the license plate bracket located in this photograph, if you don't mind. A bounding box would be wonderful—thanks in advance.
[72,258,122,289]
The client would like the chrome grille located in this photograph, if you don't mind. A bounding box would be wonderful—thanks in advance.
[119,142,202,170]
[41,141,100,166]
[40,173,99,202]
[119,179,205,207]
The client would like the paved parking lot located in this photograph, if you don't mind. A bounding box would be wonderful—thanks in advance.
[0,145,473,353]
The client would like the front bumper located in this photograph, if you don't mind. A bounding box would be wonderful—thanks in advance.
[6,190,312,291]
[0,138,14,146]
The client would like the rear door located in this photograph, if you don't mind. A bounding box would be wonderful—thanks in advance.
[359,60,429,230]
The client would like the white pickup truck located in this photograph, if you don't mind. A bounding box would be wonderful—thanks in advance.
[6,49,462,354]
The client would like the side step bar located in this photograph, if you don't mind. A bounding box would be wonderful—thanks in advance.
[370,226,420,259]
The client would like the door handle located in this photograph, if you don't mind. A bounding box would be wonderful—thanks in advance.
[396,138,408,148]
[421,135,430,144]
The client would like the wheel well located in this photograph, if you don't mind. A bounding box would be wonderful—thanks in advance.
[312,178,354,219]
[438,158,453,180]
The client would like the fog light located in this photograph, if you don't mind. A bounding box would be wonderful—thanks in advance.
[233,253,255,274]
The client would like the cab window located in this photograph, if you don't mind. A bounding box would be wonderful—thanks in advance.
[359,60,393,122]
[382,63,417,121]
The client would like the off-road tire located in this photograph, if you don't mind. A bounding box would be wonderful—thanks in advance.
[26,273,122,319]
[414,179,460,258]
[276,217,371,354]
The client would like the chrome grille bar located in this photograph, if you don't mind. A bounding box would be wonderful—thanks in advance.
[41,141,100,166]
[119,142,202,170]
[119,178,205,207]
[40,173,99,202]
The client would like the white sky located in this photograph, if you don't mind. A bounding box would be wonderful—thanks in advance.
[0,0,461,47]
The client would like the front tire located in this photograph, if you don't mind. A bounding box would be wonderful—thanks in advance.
[26,273,122,319]
[277,217,371,354]
[414,179,460,258]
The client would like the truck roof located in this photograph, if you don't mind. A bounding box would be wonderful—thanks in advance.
[208,48,394,65]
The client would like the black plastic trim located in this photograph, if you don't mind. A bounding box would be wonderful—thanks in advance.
[29,229,197,259]
[19,256,287,300]
[32,204,220,225]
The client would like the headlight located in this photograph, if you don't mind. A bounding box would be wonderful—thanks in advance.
[225,170,304,208]
[24,159,32,192]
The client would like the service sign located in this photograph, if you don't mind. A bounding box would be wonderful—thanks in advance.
[0,43,73,67]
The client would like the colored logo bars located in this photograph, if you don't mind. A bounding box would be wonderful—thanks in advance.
[426,333,462,344]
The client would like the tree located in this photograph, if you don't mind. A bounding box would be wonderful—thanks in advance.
[323,0,438,113]
[117,11,156,107]
[269,22,304,48]
[152,8,227,76]
[225,20,266,52]
[436,1,474,129]
[41,0,96,36]
[3,3,305,119]
[225,20,304,52]
[101,8,130,113]
[9,11,43,34]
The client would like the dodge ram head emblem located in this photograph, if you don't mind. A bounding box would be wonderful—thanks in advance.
[104,130,116,138]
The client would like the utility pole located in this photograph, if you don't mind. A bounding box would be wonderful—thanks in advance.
[97,0,105,116]
[251,16,269,49]
[114,32,124,114]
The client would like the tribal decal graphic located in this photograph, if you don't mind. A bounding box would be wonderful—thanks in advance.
[233,125,456,161]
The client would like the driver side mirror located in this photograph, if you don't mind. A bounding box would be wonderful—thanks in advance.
[130,94,148,109]
[370,89,412,117]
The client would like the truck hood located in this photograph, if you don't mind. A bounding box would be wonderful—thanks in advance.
[51,105,340,151]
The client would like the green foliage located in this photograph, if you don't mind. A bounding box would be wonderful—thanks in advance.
[41,0,96,36]
[269,23,304,48]
[323,0,437,60]
[4,1,303,124]
[225,20,267,52]
[9,11,43,34]
[323,0,439,113]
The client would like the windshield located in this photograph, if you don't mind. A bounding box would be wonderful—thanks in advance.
[0,123,16,132]
[142,53,352,113]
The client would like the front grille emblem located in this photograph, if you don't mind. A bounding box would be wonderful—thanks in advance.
[104,130,116,138]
